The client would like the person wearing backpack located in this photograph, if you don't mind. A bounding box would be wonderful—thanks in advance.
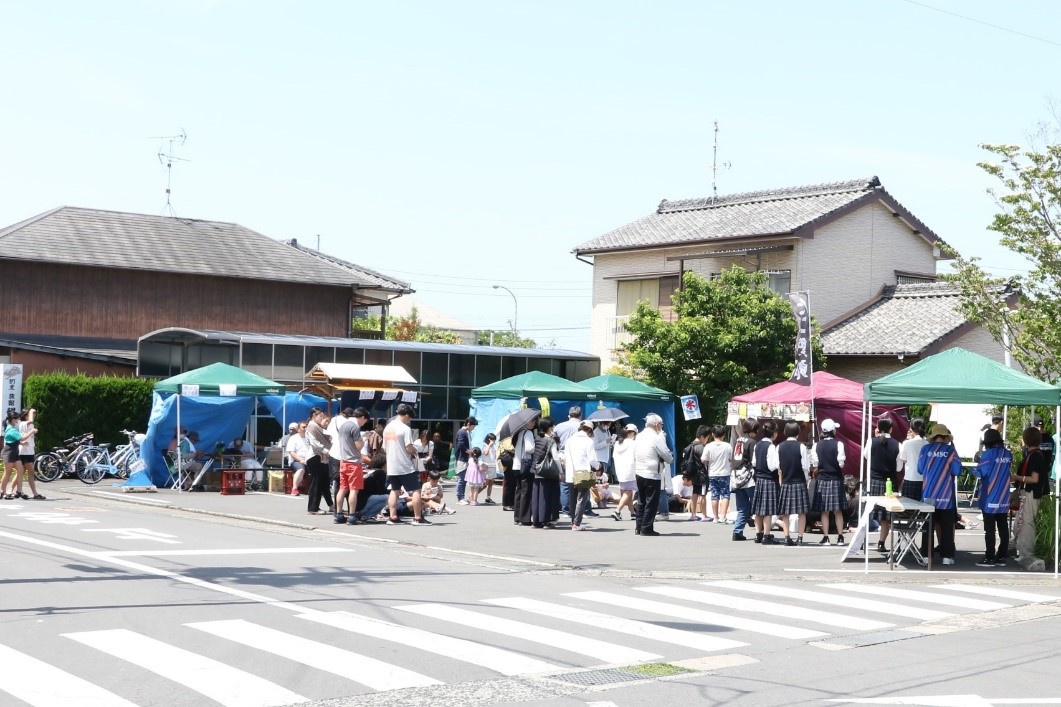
[1013,425,1049,565]
[730,419,757,541]
[682,425,709,521]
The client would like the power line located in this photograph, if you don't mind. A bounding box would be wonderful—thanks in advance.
[381,266,591,285]
[900,0,1061,48]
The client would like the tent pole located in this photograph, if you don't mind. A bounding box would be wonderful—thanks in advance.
[863,399,870,575]
[175,394,182,494]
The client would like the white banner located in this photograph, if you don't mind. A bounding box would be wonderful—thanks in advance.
[0,364,23,416]
[180,384,199,397]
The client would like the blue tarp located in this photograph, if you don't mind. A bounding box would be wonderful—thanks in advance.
[141,393,256,488]
[259,392,332,428]
[469,397,678,475]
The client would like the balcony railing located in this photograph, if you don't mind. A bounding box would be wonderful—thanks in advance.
[606,315,634,351]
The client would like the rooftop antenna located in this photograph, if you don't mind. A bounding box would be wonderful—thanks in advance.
[711,120,731,203]
[152,129,189,216]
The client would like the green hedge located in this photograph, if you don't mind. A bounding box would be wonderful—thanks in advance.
[23,373,155,453]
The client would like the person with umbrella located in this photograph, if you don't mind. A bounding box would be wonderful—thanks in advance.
[498,408,541,525]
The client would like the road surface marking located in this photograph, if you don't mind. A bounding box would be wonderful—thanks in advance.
[927,584,1060,603]
[397,603,661,664]
[566,591,827,640]
[81,528,181,543]
[708,581,952,620]
[100,547,354,557]
[298,610,558,675]
[0,643,140,707]
[818,583,1011,610]
[64,628,306,706]
[188,619,439,691]
[636,586,894,631]
[486,596,746,652]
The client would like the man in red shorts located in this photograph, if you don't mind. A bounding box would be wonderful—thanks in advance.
[334,407,366,525]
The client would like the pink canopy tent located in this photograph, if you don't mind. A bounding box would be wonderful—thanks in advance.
[731,371,907,477]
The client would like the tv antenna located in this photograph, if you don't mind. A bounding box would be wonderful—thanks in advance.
[152,129,189,216]
[711,120,732,202]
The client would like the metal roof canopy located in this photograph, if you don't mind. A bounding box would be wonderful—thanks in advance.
[138,327,597,359]
[665,244,794,261]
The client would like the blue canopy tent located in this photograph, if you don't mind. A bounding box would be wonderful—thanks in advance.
[140,363,284,489]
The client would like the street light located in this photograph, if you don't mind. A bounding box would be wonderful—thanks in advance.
[492,284,518,333]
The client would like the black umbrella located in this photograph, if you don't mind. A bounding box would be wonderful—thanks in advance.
[587,407,629,423]
[497,408,542,439]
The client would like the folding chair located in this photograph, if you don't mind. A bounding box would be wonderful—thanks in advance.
[891,509,931,567]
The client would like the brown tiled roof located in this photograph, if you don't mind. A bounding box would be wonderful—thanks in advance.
[0,206,403,288]
[821,282,980,356]
[573,177,946,255]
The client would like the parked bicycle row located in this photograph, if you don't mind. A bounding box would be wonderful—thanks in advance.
[32,428,144,485]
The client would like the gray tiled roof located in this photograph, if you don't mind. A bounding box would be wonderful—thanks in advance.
[283,239,412,294]
[822,282,974,356]
[574,177,943,254]
[0,206,393,287]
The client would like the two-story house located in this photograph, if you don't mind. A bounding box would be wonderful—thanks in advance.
[573,177,1008,381]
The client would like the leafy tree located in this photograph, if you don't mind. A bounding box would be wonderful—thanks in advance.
[387,307,461,344]
[617,267,825,430]
[477,330,537,348]
[946,140,1061,381]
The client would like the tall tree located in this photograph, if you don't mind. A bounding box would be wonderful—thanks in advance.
[618,267,824,425]
[946,140,1061,381]
[477,330,537,348]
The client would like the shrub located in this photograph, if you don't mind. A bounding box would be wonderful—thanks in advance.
[23,373,155,453]
[1035,494,1057,569]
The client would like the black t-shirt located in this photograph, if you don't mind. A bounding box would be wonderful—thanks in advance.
[1021,449,1050,499]
[870,435,900,481]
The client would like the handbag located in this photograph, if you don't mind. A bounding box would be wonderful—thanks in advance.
[733,466,754,489]
[573,468,595,490]
[533,440,561,480]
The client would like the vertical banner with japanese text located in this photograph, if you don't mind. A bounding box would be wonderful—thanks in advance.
[0,364,23,416]
[787,292,811,386]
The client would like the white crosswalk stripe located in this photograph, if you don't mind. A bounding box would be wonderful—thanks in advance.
[708,580,953,620]
[635,586,895,631]
[187,619,440,691]
[0,643,140,707]
[818,583,1012,610]
[396,602,663,663]
[12,578,1057,704]
[928,584,1060,603]
[566,591,828,640]
[297,610,559,675]
[64,628,307,706]
[484,596,748,653]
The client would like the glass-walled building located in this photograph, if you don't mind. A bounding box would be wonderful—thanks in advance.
[138,328,600,437]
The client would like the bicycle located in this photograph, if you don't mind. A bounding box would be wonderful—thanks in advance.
[108,430,143,479]
[35,433,95,482]
[79,444,122,485]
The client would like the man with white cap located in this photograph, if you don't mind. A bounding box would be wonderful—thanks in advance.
[810,418,847,545]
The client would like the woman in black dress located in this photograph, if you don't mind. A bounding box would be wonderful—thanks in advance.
[529,418,562,528]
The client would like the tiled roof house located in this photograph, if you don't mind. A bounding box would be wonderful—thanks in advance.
[573,177,1009,380]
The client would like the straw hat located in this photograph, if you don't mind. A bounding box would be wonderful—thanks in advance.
[928,423,952,440]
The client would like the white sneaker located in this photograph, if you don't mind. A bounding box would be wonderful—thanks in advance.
[457,499,470,505]
[941,557,955,566]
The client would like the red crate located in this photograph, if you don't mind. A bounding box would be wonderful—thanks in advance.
[220,470,245,496]
[281,469,310,495]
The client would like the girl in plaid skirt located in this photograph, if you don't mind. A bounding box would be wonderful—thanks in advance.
[751,421,780,544]
[772,421,810,546]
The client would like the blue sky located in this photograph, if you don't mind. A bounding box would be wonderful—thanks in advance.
[1,1,1057,352]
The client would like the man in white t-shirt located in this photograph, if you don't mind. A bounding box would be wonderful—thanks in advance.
[383,404,428,526]
[701,425,733,523]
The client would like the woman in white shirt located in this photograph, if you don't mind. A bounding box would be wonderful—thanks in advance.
[611,423,638,521]
[898,418,927,500]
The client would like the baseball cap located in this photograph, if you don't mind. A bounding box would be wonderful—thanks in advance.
[1033,416,1044,426]
[820,419,838,433]
[288,422,298,431]
[579,420,594,431]
[625,423,638,432]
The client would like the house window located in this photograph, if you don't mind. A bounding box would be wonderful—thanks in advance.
[709,269,791,295]
[616,276,680,318]
[897,273,936,285]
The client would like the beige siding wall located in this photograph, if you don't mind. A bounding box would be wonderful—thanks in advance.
[825,357,906,384]
[946,327,1010,365]
[802,201,938,327]
[587,200,940,369]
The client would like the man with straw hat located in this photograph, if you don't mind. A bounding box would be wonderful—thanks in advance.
[918,422,963,566]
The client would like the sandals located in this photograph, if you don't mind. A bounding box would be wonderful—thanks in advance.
[17,493,29,500]
[2,494,13,500]
[32,494,45,500]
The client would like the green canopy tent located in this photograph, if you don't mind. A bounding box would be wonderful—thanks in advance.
[470,371,595,400]
[860,347,1061,574]
[148,363,285,491]
[578,374,673,401]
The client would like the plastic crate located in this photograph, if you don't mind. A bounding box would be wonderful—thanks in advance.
[220,470,245,496]
[268,470,286,493]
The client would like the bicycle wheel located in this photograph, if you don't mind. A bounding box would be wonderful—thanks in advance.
[73,447,104,481]
[112,446,131,479]
[79,461,107,485]
[35,453,64,482]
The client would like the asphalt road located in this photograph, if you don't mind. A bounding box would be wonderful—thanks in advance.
[1,483,1060,706]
